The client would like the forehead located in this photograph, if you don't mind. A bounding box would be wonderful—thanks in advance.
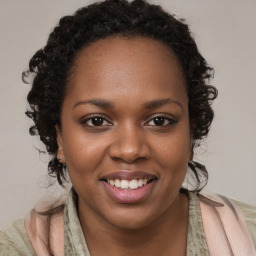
[66,36,187,106]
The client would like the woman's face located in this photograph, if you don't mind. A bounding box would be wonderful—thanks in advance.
[57,37,191,229]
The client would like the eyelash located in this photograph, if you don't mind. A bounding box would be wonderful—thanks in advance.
[80,114,112,127]
[80,114,177,127]
[145,115,177,127]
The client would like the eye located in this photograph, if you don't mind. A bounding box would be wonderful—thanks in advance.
[81,115,112,127]
[146,115,177,126]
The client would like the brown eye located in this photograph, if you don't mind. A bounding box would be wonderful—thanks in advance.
[82,115,112,127]
[90,117,104,126]
[153,117,166,126]
[147,116,177,126]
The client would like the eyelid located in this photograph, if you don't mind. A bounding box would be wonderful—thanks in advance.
[144,113,177,126]
[80,114,112,126]
[79,113,177,127]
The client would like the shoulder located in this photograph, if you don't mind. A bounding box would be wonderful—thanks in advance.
[196,192,256,253]
[199,192,256,247]
[0,219,35,256]
[232,199,256,246]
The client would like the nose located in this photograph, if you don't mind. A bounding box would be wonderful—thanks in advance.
[108,124,151,163]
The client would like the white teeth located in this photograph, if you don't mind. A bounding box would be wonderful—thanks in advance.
[120,180,129,189]
[107,178,149,190]
[129,179,138,189]
[109,180,115,186]
[114,179,121,188]
[138,179,144,187]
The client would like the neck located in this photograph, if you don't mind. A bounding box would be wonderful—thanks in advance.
[78,192,189,256]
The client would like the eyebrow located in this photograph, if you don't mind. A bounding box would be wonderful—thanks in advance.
[73,99,114,109]
[73,97,182,111]
[143,98,183,111]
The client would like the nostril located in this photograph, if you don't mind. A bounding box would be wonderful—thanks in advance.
[108,136,151,164]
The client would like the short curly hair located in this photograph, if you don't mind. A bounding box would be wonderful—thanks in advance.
[24,0,217,190]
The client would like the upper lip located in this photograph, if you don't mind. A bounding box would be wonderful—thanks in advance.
[100,171,158,181]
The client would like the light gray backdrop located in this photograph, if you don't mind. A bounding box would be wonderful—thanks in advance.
[0,0,255,229]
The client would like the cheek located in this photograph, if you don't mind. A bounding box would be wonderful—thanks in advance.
[156,131,191,168]
[62,133,107,179]
[153,126,191,191]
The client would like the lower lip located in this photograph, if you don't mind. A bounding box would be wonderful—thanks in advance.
[102,181,156,204]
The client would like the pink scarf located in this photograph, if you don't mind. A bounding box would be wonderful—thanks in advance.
[25,193,255,256]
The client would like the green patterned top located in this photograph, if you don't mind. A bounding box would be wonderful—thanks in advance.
[1,191,255,255]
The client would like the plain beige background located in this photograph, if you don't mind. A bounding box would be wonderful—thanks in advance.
[0,0,255,229]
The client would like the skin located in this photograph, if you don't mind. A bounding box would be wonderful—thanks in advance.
[57,36,191,255]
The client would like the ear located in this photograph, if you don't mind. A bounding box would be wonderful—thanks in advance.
[56,125,65,164]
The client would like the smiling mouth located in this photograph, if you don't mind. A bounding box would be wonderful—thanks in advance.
[101,178,157,190]
[100,171,157,203]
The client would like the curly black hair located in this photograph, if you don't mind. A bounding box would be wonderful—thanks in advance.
[24,0,217,190]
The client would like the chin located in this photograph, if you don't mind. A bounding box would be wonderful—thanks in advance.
[112,218,153,231]
[105,207,159,231]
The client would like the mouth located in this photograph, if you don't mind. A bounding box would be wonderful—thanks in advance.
[101,178,157,190]
[100,171,158,203]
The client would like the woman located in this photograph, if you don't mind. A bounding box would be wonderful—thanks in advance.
[1,0,255,255]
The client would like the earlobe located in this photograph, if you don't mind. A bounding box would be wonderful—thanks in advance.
[55,125,65,164]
